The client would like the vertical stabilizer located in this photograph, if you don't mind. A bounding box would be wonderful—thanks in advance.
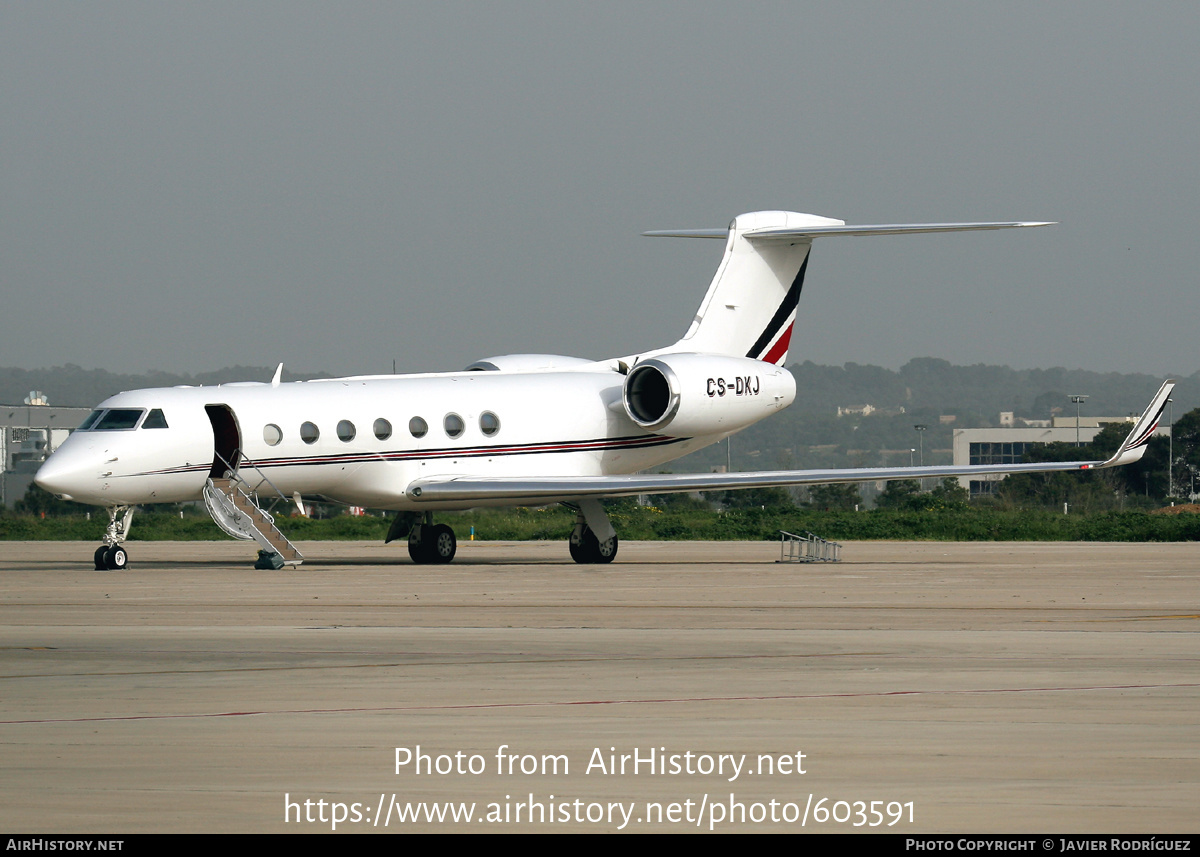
[663,211,842,364]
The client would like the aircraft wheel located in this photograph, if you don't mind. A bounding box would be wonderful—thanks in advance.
[594,533,618,564]
[408,525,432,564]
[104,545,128,570]
[94,545,109,570]
[430,524,457,564]
[570,526,618,564]
[569,526,591,563]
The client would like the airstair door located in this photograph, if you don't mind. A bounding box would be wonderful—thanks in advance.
[205,404,242,479]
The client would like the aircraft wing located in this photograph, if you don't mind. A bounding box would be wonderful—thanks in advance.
[407,381,1175,505]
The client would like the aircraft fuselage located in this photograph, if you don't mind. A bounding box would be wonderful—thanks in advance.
[35,366,779,511]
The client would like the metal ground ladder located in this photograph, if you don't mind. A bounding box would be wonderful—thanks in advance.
[778,530,841,563]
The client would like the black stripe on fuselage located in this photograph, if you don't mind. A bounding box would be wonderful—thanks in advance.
[745,254,809,360]
[131,433,690,478]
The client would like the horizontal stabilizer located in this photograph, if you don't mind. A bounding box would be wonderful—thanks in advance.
[644,221,1055,241]
[642,228,731,239]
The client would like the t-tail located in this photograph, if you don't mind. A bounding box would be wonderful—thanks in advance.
[645,210,1055,364]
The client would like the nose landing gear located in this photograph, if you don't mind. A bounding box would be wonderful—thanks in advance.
[94,544,128,570]
[94,506,134,570]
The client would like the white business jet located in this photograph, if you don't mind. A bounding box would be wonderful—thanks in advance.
[35,211,1174,570]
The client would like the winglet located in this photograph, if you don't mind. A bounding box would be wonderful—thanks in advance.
[1091,379,1175,469]
[271,363,283,388]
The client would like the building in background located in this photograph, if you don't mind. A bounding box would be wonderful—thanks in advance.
[953,414,1168,497]
[0,397,91,508]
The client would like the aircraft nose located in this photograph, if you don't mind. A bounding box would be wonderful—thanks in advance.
[34,446,96,501]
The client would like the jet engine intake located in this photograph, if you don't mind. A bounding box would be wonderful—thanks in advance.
[622,354,796,436]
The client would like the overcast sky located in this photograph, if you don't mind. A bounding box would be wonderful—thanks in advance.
[2,2,1197,380]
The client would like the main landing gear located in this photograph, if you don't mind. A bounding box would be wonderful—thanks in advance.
[407,513,457,564]
[567,499,618,564]
[94,506,134,570]
[396,500,620,565]
[569,524,618,564]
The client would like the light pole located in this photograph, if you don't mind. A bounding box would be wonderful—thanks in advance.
[1167,397,1174,498]
[914,425,927,488]
[914,425,927,466]
[1069,395,1088,446]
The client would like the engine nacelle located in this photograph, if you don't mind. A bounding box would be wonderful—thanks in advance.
[464,353,596,372]
[622,353,796,436]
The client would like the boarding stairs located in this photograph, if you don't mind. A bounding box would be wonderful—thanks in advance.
[203,467,303,568]
[778,530,841,563]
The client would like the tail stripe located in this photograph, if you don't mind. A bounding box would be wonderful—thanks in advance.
[761,322,794,366]
[744,255,808,361]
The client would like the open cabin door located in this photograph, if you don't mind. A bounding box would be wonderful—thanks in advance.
[205,404,242,479]
[201,403,303,567]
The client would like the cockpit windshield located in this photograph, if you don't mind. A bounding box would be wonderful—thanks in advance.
[76,408,169,431]
[77,410,104,431]
[94,409,145,430]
